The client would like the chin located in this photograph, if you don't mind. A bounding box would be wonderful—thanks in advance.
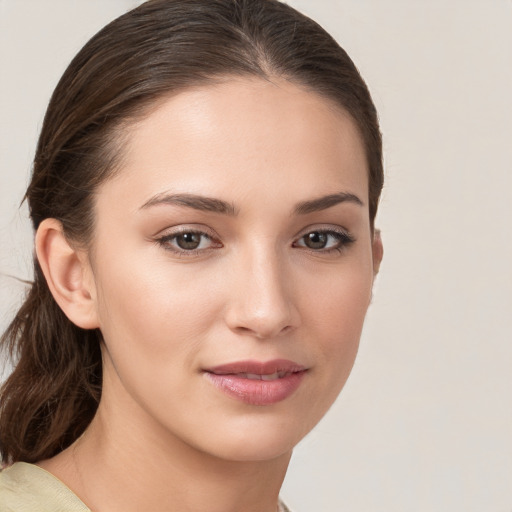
[203,432,298,463]
[184,411,315,463]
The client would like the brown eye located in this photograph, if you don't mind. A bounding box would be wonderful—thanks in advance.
[294,229,355,252]
[175,232,203,250]
[303,232,328,249]
[157,230,219,254]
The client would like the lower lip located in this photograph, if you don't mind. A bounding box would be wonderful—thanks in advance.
[204,371,306,406]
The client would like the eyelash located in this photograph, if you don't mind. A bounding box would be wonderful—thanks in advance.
[155,227,355,256]
[156,228,220,257]
[292,228,355,254]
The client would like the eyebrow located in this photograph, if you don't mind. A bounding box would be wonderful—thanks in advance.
[294,192,364,215]
[140,193,238,215]
[140,191,363,216]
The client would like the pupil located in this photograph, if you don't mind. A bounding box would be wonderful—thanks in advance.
[177,233,201,250]
[305,232,327,249]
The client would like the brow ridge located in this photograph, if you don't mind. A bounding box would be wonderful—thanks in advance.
[140,193,237,216]
[140,191,362,217]
[294,192,363,215]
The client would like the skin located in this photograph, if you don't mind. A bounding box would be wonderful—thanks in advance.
[36,77,383,512]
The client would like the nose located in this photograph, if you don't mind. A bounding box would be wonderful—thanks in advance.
[224,247,300,340]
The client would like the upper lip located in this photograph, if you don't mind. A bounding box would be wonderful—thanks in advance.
[205,359,306,375]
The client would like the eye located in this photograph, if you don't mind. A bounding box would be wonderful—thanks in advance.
[294,229,355,252]
[174,232,206,250]
[156,229,221,254]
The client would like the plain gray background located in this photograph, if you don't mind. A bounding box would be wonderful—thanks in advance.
[1,1,511,511]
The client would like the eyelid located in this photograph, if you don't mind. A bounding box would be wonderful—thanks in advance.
[154,224,222,255]
[153,223,354,257]
[155,223,217,238]
[294,224,353,239]
[292,225,355,252]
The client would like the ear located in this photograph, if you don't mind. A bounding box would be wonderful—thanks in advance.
[372,228,383,276]
[35,218,99,330]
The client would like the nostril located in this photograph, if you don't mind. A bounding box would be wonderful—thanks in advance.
[232,323,293,340]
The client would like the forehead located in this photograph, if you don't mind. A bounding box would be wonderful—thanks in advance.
[101,77,368,211]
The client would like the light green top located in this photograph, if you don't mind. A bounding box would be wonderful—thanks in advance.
[0,462,90,511]
[0,461,292,512]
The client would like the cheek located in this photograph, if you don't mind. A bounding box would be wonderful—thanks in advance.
[92,260,220,420]
[302,257,373,339]
[95,253,217,338]
[92,254,226,392]
[300,258,373,384]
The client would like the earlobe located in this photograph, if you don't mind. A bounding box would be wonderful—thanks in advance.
[35,218,99,330]
[372,229,383,276]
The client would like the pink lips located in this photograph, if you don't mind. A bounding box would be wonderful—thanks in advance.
[204,359,306,406]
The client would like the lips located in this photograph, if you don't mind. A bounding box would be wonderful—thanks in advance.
[203,359,307,406]
[233,371,289,381]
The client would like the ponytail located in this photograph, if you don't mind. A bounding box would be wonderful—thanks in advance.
[0,262,101,464]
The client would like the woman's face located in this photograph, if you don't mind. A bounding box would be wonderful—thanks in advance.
[86,77,380,461]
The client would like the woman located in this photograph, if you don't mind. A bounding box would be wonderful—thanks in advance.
[0,0,383,510]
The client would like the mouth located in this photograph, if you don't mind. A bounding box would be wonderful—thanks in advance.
[203,359,307,406]
[225,371,292,381]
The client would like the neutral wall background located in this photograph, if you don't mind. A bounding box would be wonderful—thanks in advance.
[1,1,511,511]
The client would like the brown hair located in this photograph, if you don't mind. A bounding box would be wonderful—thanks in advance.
[0,0,383,464]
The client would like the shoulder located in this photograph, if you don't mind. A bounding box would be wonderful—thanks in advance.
[0,462,90,512]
